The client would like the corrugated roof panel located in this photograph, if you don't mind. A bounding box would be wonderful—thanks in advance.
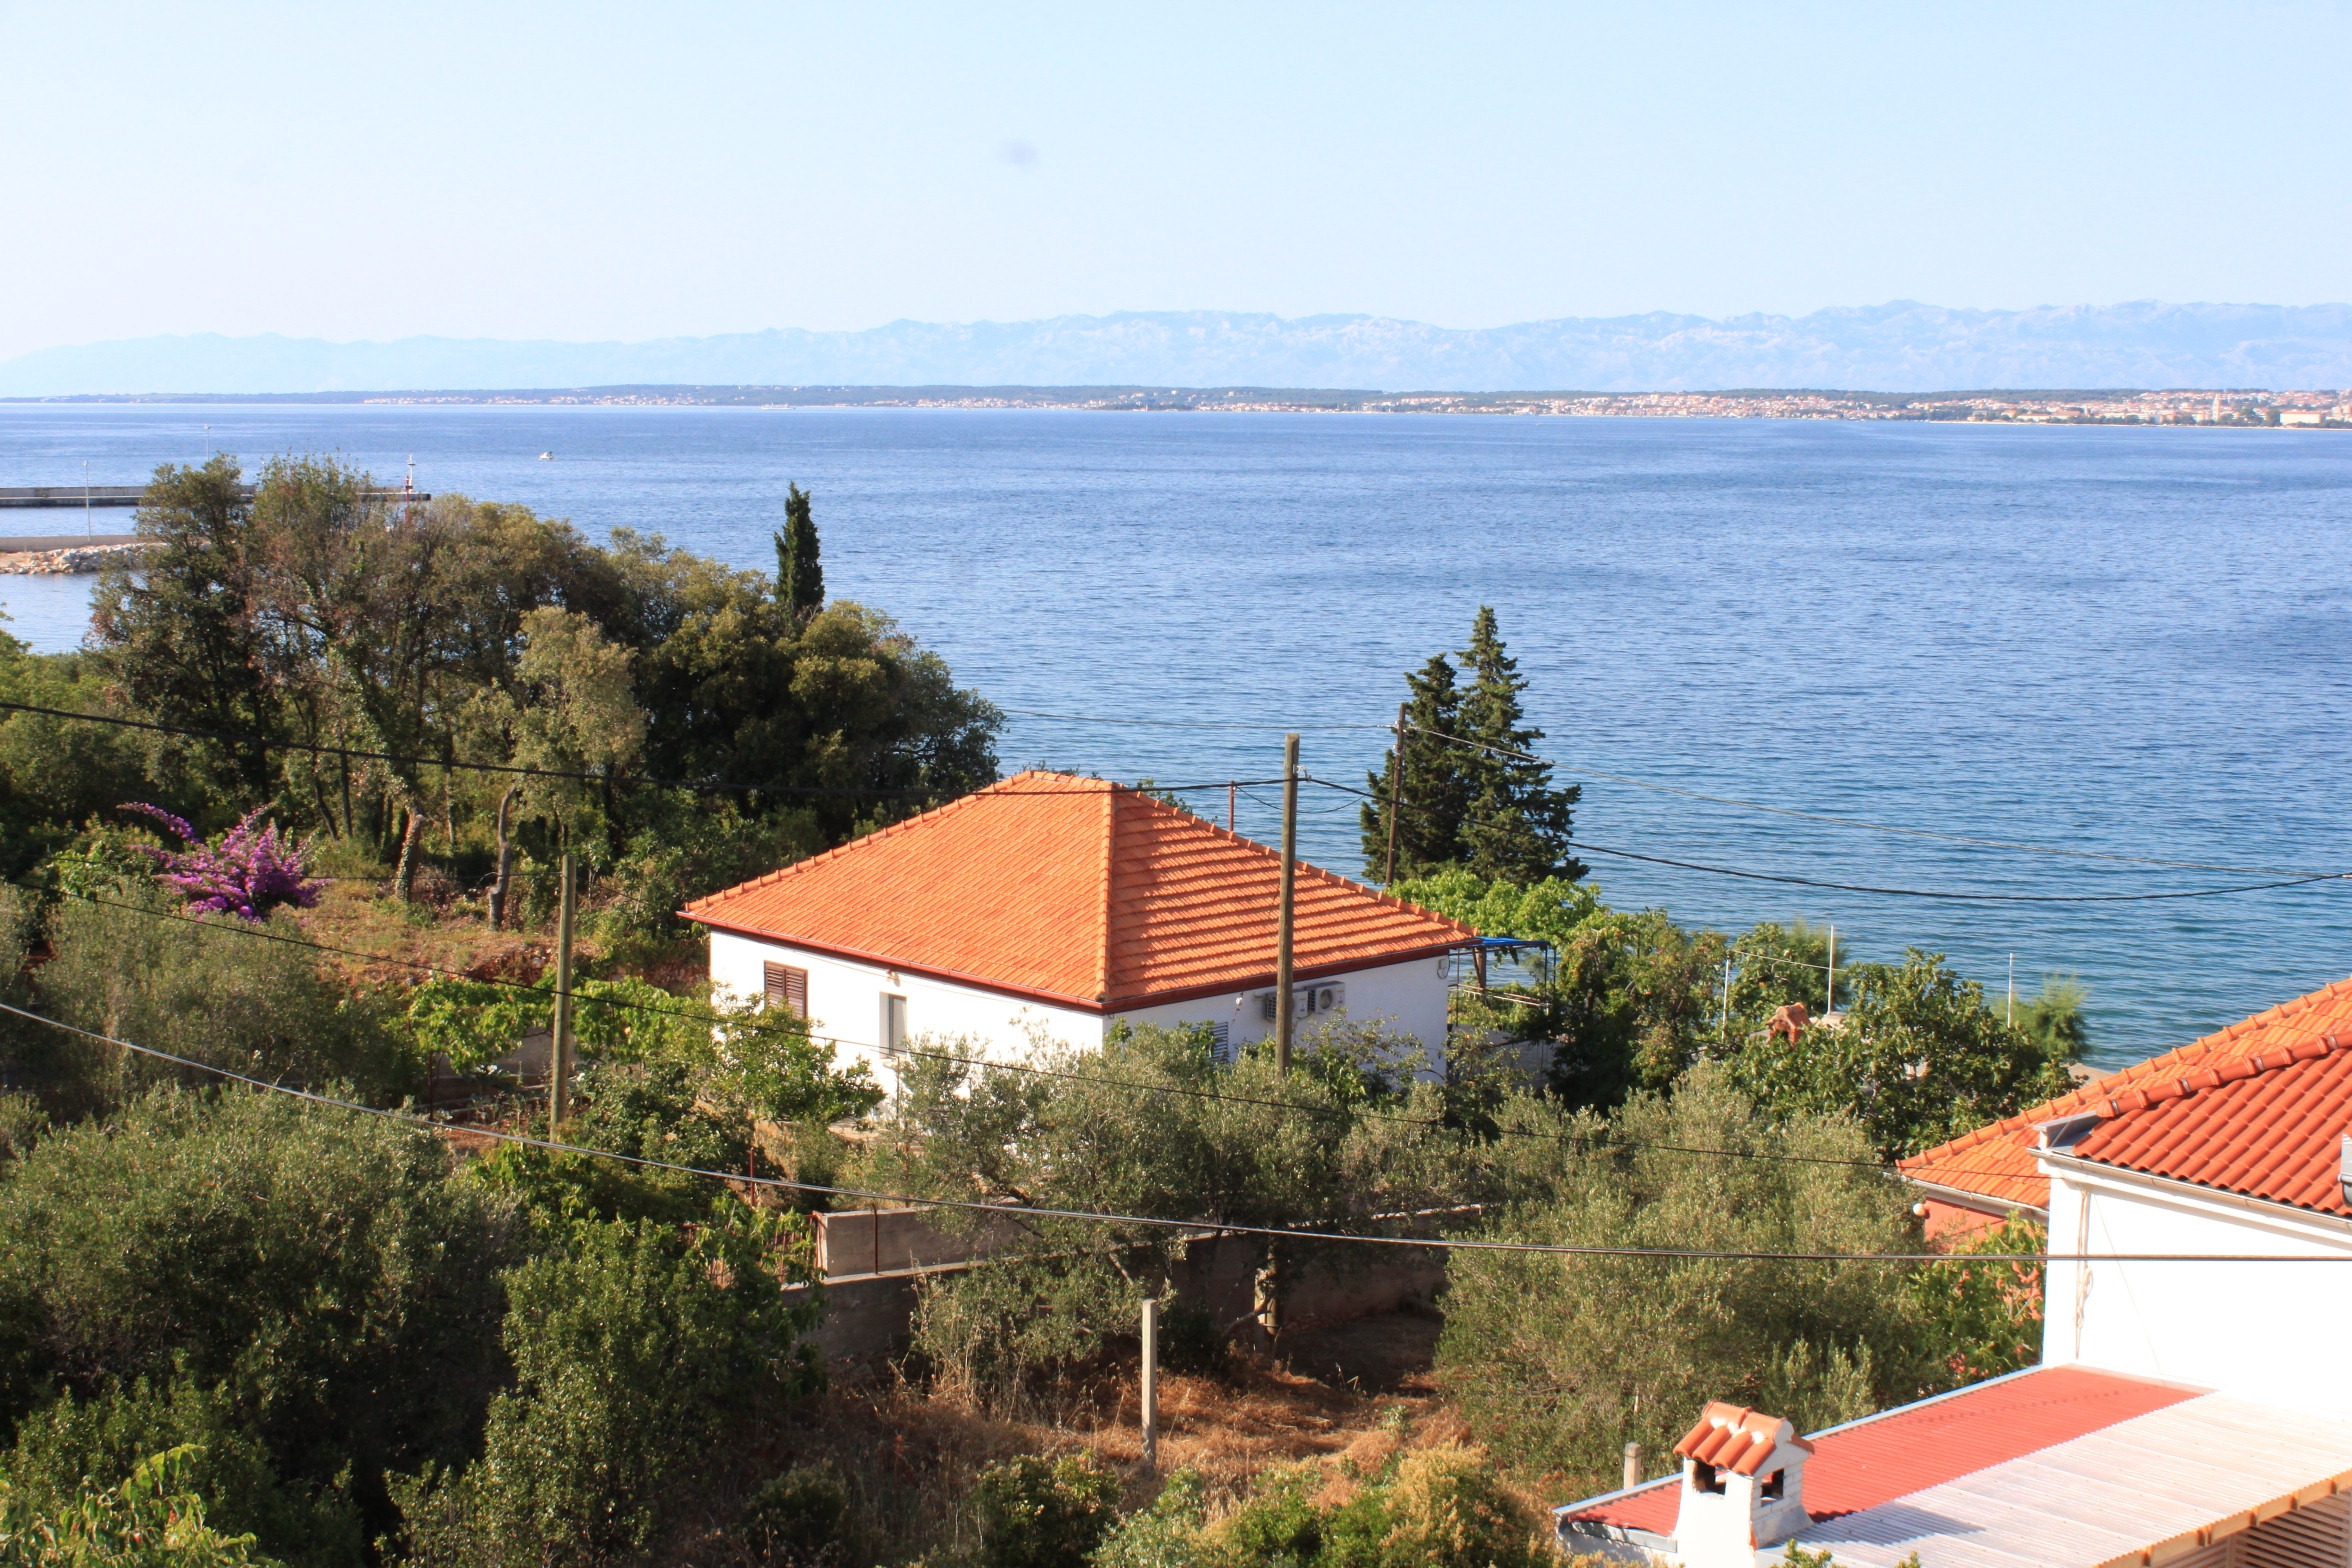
[1564,1367,2202,1536]
[1798,1394,2352,1568]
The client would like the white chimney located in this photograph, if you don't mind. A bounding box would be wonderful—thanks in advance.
[1670,1402,1815,1568]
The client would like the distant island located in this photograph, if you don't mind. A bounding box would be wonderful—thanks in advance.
[6,301,2352,397]
[12,383,2347,426]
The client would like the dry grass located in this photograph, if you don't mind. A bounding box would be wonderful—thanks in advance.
[645,1305,1558,1567]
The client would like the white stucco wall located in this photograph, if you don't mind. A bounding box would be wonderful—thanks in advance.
[2039,1152,2352,1414]
[708,929,1454,1092]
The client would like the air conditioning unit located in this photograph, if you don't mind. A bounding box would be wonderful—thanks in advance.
[1258,983,1346,1022]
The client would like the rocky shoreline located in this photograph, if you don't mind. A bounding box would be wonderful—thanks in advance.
[0,541,155,575]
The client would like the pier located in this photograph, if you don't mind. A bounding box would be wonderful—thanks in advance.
[0,484,430,510]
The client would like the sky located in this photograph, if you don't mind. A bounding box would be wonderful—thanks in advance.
[1,1,2348,361]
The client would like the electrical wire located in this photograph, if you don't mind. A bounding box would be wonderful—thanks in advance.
[1302,773,2345,904]
[1003,709,1388,732]
[1395,723,2340,879]
[14,882,2119,1191]
[1558,838,2347,905]
[0,700,1269,801]
[1,997,2337,1267]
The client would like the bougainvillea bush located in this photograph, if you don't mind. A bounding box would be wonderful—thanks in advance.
[120,804,323,921]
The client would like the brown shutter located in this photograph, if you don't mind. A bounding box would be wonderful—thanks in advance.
[763,962,809,1019]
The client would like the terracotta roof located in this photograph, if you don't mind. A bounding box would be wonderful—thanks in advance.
[2065,1032,2352,1215]
[1564,1366,2203,1536]
[1675,1403,1808,1477]
[1898,974,2352,1215]
[682,771,1477,1010]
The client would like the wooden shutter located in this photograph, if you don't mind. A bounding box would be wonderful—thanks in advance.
[763,962,808,1019]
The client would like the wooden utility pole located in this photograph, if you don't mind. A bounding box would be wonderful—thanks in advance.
[1383,702,1407,886]
[1275,733,1299,1074]
[550,848,577,1133]
[1140,1298,1160,1471]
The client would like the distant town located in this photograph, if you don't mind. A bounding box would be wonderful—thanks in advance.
[29,383,2350,424]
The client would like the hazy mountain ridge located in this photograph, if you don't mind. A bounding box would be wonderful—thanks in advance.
[7,301,2351,396]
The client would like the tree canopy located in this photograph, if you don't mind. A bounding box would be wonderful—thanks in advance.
[1359,608,1583,884]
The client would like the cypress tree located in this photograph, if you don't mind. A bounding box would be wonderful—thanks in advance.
[1360,652,1473,881]
[772,484,823,621]
[1456,606,1583,882]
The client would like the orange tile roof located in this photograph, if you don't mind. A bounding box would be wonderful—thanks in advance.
[1899,975,2352,1215]
[1675,1403,1809,1477]
[682,771,1477,1011]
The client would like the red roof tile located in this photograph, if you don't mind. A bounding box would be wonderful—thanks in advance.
[682,772,1477,1010]
[1567,1366,2203,1535]
[1898,975,2352,1214]
[1675,1403,1809,1477]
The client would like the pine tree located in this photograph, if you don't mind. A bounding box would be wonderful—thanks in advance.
[1456,607,1583,882]
[1359,652,1473,881]
[772,484,824,621]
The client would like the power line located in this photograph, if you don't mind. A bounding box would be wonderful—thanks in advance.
[1299,773,2343,904]
[1559,838,2346,905]
[14,882,2120,1191]
[0,700,1267,801]
[0,997,2335,1267]
[27,884,1883,1171]
[1005,708,1387,732]
[1395,723,2340,878]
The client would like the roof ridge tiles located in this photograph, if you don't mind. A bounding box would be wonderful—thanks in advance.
[685,769,1473,1010]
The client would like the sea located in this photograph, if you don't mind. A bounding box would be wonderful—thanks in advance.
[4,402,2349,1069]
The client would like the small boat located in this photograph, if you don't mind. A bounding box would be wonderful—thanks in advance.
[537,451,554,461]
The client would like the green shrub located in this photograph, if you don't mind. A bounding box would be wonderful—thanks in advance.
[0,1444,280,1567]
[739,1465,852,1566]
[0,1089,519,1537]
[32,893,407,1105]
[1092,1469,1209,1568]
[1437,1065,1926,1495]
[1100,1449,1543,1568]
[3,1378,363,1568]
[463,1216,822,1567]
[964,1452,1120,1568]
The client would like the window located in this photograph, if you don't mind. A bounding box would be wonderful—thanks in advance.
[763,962,809,1019]
[1761,1469,1784,1501]
[1206,1020,1232,1065]
[883,993,908,1053]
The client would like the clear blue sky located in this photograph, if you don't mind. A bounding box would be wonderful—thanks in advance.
[2,1,2346,359]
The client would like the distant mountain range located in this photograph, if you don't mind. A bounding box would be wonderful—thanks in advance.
[6,302,2351,397]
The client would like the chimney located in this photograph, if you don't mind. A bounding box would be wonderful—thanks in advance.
[2340,1136,2351,1210]
[1670,1402,1815,1568]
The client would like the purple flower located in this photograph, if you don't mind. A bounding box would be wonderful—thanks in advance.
[118,803,323,921]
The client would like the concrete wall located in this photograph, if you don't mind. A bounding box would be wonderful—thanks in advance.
[2040,1153,2352,1413]
[711,929,1456,1088]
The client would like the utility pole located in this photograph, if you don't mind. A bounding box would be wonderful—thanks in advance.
[1275,732,1299,1074]
[1825,924,1837,1016]
[550,848,577,1133]
[1139,1297,1160,1471]
[82,460,91,538]
[1228,780,1235,833]
[2008,954,2016,1027]
[1383,702,1408,885]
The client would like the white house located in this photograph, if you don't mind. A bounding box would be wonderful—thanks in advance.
[682,771,1476,1089]
[1559,973,2352,1568]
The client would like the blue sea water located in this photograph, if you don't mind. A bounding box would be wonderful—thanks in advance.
[3,403,2349,1068]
